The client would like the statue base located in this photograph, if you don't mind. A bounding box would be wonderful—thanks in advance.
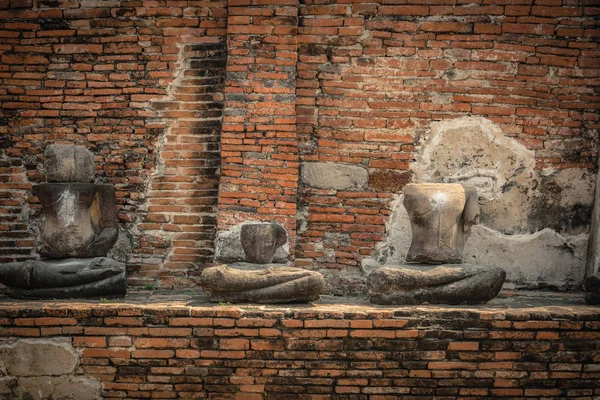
[200,263,325,304]
[0,258,126,299]
[368,263,506,305]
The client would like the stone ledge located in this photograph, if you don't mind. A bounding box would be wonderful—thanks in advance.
[0,290,598,321]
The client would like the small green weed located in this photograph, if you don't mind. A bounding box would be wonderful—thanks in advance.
[99,298,112,304]
[218,301,232,306]
[145,283,155,290]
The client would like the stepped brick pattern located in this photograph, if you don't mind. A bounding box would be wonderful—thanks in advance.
[0,0,599,288]
[0,0,227,287]
[133,41,226,288]
[0,302,599,399]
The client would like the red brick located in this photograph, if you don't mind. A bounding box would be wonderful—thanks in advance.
[35,317,77,326]
[421,22,471,33]
[134,338,190,348]
[81,348,130,359]
[220,338,250,350]
[448,342,479,351]
[53,44,103,54]
[502,23,554,35]
[132,349,175,358]
[429,361,477,370]
[73,336,107,348]
[379,6,429,16]
[0,0,598,301]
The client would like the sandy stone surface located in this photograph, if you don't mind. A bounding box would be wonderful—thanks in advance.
[0,289,596,316]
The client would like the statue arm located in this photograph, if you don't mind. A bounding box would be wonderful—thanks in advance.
[88,186,119,252]
[462,185,480,233]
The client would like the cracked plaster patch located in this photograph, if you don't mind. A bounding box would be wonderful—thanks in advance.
[411,117,595,235]
[362,117,594,289]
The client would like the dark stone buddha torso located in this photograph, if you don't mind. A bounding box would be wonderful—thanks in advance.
[34,183,118,258]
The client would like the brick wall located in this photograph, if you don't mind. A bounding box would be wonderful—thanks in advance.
[1,302,599,398]
[132,41,226,288]
[295,0,599,294]
[0,0,598,291]
[0,0,227,287]
[217,0,300,253]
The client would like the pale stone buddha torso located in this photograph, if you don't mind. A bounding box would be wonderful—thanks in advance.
[403,183,479,264]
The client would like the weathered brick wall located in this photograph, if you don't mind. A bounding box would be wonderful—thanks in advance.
[1,303,599,399]
[217,0,300,253]
[295,1,599,294]
[0,0,227,287]
[1,0,598,291]
[133,41,226,287]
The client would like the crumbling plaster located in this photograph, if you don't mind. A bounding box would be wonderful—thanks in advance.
[363,117,596,290]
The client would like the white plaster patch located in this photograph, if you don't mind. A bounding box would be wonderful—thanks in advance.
[409,116,595,235]
[361,116,594,291]
[431,191,449,205]
[361,178,589,290]
[551,168,595,209]
[465,226,588,290]
[412,116,535,201]
[57,188,78,227]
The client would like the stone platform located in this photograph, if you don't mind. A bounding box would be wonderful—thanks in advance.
[0,291,599,399]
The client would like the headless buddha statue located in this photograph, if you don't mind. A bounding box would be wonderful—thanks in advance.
[368,183,506,305]
[0,144,126,299]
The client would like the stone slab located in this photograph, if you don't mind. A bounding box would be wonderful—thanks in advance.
[301,162,369,191]
[0,339,78,376]
[368,263,506,305]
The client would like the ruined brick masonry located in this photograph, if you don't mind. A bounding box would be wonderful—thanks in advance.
[0,0,229,288]
[1,302,600,398]
[0,0,599,291]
